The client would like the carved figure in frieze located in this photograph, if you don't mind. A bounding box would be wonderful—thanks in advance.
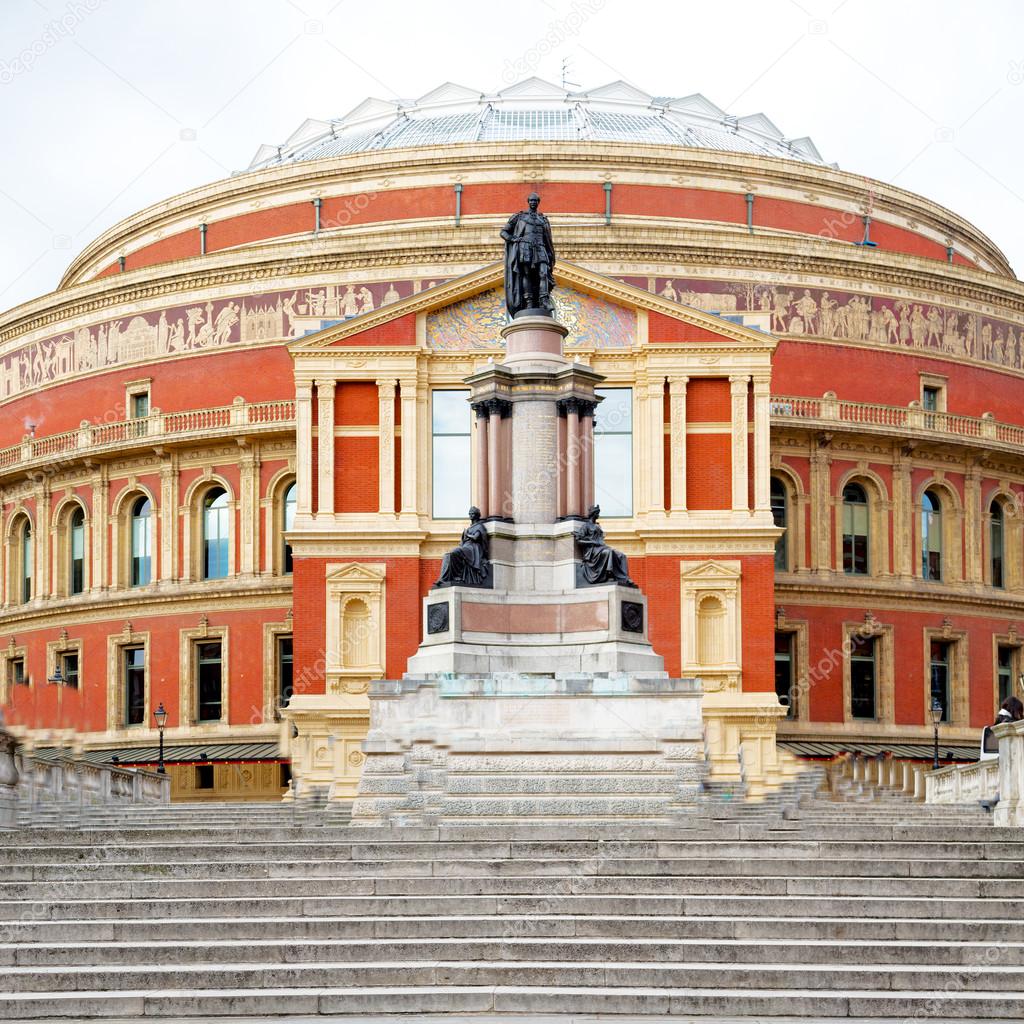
[342,285,359,317]
[819,292,837,337]
[896,301,911,344]
[883,306,899,345]
[794,289,818,334]
[910,305,926,347]
[926,306,943,348]
[434,507,491,589]
[964,313,977,357]
[770,289,792,332]
[213,302,239,345]
[575,505,636,588]
[358,286,375,314]
[981,322,993,360]
[659,279,678,302]
[382,283,400,305]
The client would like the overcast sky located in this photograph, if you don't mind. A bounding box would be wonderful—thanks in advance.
[1,0,1022,312]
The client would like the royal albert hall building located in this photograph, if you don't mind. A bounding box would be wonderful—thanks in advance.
[2,78,1023,801]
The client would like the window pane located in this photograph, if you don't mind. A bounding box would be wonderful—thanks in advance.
[278,636,294,707]
[125,647,145,726]
[131,499,151,587]
[203,491,229,579]
[771,479,787,571]
[61,653,79,689]
[594,388,632,517]
[774,631,794,716]
[850,637,877,719]
[930,640,951,722]
[283,482,296,575]
[998,645,1015,705]
[21,524,32,602]
[71,510,85,595]
[432,391,471,519]
[197,642,222,722]
[432,434,471,519]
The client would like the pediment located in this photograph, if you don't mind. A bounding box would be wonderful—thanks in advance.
[325,561,387,584]
[290,261,775,354]
[495,77,566,100]
[680,560,742,581]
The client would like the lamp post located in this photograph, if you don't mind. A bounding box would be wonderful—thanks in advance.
[153,703,168,775]
[930,698,943,771]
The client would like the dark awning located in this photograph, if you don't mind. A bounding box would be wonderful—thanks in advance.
[33,741,284,766]
[780,740,978,762]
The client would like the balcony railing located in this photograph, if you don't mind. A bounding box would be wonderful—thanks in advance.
[770,392,1024,450]
[0,398,295,476]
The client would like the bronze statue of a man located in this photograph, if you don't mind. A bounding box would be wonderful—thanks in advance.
[434,507,492,588]
[501,192,555,319]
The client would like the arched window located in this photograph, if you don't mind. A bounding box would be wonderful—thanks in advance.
[70,506,86,595]
[202,488,229,580]
[130,497,152,587]
[771,477,788,571]
[842,482,869,575]
[10,516,33,604]
[990,500,1005,589]
[282,482,296,575]
[922,489,942,581]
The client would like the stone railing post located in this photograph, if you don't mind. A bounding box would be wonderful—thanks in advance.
[907,400,924,430]
[981,412,997,440]
[0,716,19,829]
[230,396,246,426]
[820,390,840,420]
[993,719,1024,826]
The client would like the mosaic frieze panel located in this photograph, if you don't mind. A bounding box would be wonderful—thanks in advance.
[0,278,440,402]
[426,286,636,351]
[620,276,1024,367]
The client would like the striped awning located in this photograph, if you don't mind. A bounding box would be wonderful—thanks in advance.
[781,740,978,762]
[31,742,284,766]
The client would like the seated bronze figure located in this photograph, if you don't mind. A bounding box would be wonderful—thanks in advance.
[434,507,492,588]
[575,505,636,587]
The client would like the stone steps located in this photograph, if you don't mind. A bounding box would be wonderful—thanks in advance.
[2,792,1020,1020]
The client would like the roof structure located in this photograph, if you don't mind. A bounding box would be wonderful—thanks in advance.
[247,78,830,171]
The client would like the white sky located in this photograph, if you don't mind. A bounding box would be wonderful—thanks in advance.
[1,0,1022,313]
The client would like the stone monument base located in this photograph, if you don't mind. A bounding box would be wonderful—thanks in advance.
[351,672,704,825]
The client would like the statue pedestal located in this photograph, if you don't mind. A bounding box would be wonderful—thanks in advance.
[351,673,704,825]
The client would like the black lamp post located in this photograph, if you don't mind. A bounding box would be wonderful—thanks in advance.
[153,703,168,775]
[930,698,943,771]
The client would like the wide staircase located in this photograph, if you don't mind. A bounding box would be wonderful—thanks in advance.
[0,776,1019,1021]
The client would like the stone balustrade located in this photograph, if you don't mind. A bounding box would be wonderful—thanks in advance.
[993,718,1024,826]
[925,758,999,805]
[0,397,295,480]
[771,392,1024,454]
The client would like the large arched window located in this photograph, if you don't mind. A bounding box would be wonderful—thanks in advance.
[131,497,152,587]
[202,488,229,580]
[771,477,788,572]
[282,482,296,575]
[69,506,86,595]
[842,482,869,575]
[990,499,1005,589]
[10,516,33,604]
[921,489,943,581]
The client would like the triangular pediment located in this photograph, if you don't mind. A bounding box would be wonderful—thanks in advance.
[289,261,775,354]
[325,561,386,584]
[583,81,653,105]
[415,82,481,106]
[495,77,566,101]
[680,560,743,581]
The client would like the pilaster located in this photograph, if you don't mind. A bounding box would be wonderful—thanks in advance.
[315,379,335,517]
[668,376,688,513]
[377,380,396,516]
[891,447,913,578]
[752,375,771,513]
[964,464,983,585]
[238,443,260,576]
[729,375,750,513]
[809,446,832,572]
[159,456,178,583]
[647,377,665,515]
[295,381,314,516]
[91,467,109,592]
[399,374,420,518]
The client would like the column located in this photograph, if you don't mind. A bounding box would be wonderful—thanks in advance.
[159,456,178,582]
[316,379,335,517]
[581,403,595,512]
[809,447,832,572]
[891,447,913,578]
[964,465,982,584]
[91,468,109,591]
[377,381,396,516]
[669,376,688,513]
[36,483,50,600]
[295,382,314,516]
[647,379,665,514]
[730,375,750,512]
[474,405,489,518]
[752,375,772,513]
[238,444,259,575]
[487,401,504,519]
[399,376,419,516]
[565,399,581,517]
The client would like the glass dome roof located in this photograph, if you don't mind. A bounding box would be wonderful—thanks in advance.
[247,78,829,171]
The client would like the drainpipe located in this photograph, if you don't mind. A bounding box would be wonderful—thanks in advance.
[118,256,126,273]
[745,192,755,234]
[454,183,463,227]
[199,222,207,256]
[603,181,613,226]
[946,244,955,264]
[313,197,322,235]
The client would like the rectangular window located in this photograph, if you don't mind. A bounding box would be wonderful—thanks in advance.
[8,657,26,687]
[842,504,869,574]
[130,392,150,437]
[921,386,940,411]
[59,651,79,689]
[278,636,294,707]
[431,390,471,519]
[997,644,1017,707]
[850,636,877,719]
[131,513,151,587]
[195,764,215,790]
[124,646,145,726]
[196,641,223,722]
[930,639,952,722]
[594,388,633,517]
[774,631,795,717]
[71,520,85,595]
